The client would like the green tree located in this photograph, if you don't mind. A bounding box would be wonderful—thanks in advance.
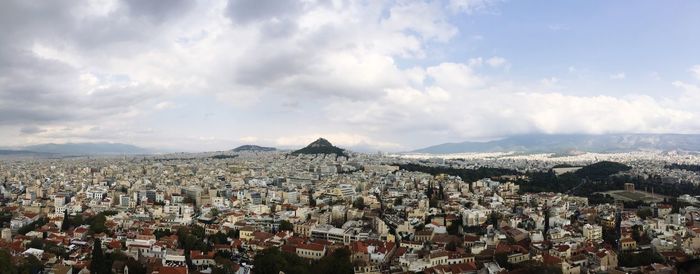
[153,228,173,240]
[227,229,240,239]
[61,210,70,232]
[490,212,501,229]
[90,238,108,274]
[445,240,462,251]
[124,256,148,274]
[0,249,16,274]
[636,208,652,220]
[17,253,43,274]
[352,197,365,210]
[89,213,107,234]
[279,220,294,232]
[28,238,44,249]
[618,249,665,267]
[308,191,316,207]
[253,248,314,274]
[494,253,512,269]
[191,225,206,239]
[429,197,439,208]
[18,217,48,235]
[211,231,228,244]
[253,248,286,274]
[213,256,238,274]
[447,219,462,236]
[315,248,353,274]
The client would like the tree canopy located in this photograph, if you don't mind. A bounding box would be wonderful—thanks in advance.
[253,247,354,274]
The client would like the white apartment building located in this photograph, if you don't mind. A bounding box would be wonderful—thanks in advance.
[582,224,602,241]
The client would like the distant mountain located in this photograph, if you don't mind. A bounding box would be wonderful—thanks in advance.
[0,150,51,156]
[291,138,348,157]
[232,145,276,152]
[413,134,700,154]
[22,142,150,155]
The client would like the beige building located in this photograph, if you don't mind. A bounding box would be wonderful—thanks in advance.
[620,237,637,251]
[239,226,255,241]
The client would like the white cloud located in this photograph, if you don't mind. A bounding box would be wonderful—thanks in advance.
[273,133,402,150]
[448,0,500,14]
[426,62,484,90]
[323,67,700,147]
[540,77,559,87]
[239,136,259,143]
[690,65,700,81]
[2,0,700,152]
[486,56,509,69]
[155,101,175,110]
[610,72,626,80]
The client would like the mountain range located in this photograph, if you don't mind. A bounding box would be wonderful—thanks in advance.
[232,145,277,152]
[0,142,150,156]
[3,134,700,156]
[412,134,700,154]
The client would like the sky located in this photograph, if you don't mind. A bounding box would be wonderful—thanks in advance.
[1,0,700,152]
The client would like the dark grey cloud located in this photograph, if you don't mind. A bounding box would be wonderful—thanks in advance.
[123,0,192,23]
[0,42,162,126]
[225,0,302,24]
[0,0,174,54]
[0,0,172,128]
[233,48,314,86]
[19,126,46,135]
[0,50,79,124]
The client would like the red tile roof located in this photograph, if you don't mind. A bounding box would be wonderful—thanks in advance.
[155,266,187,274]
[298,243,325,252]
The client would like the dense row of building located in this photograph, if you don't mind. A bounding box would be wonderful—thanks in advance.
[1,150,700,273]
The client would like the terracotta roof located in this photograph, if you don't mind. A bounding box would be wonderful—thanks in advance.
[395,246,408,257]
[350,241,368,253]
[253,231,274,241]
[108,240,122,250]
[596,250,611,258]
[542,253,562,265]
[429,250,449,259]
[286,237,305,245]
[155,266,187,274]
[464,235,480,242]
[620,237,636,243]
[281,244,297,254]
[190,251,214,260]
[240,226,255,231]
[298,243,325,252]
[424,262,477,274]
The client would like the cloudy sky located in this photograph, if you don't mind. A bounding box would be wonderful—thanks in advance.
[2,0,700,152]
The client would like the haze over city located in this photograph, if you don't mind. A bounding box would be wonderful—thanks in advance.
[3,0,700,152]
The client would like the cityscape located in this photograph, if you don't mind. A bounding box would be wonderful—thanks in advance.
[3,138,700,274]
[3,1,700,274]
